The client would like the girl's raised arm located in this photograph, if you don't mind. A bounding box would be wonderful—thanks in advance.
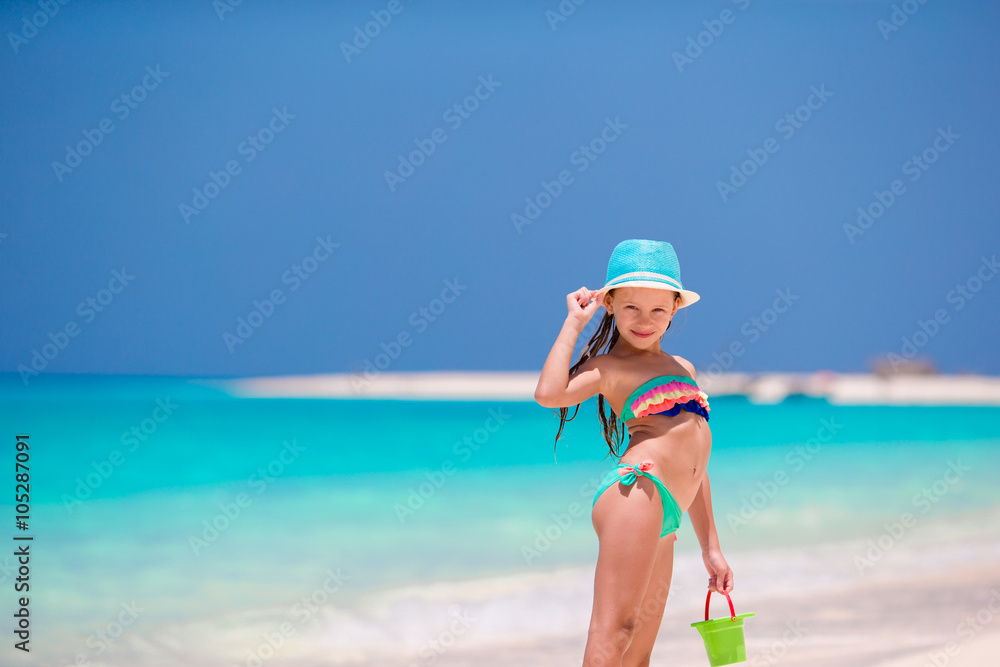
[534,287,604,409]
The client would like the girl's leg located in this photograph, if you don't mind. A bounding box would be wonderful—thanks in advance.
[583,477,663,666]
[621,534,675,667]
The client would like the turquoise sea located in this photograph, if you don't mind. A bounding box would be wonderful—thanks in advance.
[1,374,998,665]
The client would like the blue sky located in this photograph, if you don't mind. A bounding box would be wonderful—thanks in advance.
[2,0,998,379]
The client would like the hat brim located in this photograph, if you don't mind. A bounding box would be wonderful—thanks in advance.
[595,281,701,308]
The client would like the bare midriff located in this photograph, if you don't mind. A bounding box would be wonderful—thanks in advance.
[620,411,712,514]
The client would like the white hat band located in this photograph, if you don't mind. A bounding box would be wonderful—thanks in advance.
[606,271,682,290]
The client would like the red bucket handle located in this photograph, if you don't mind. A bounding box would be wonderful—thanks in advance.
[704,590,738,622]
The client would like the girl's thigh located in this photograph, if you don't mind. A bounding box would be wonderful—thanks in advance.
[590,477,664,628]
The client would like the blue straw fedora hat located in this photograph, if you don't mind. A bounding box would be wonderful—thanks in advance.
[594,239,701,308]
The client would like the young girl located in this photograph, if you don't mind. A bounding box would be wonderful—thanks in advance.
[534,239,734,666]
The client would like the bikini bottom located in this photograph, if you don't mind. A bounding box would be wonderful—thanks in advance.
[592,460,682,539]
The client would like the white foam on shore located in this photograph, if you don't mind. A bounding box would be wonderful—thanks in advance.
[198,371,1000,405]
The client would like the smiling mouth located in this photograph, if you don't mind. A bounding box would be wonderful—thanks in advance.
[631,330,654,338]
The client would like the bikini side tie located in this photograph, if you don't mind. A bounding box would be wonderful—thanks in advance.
[617,460,655,486]
[594,459,683,537]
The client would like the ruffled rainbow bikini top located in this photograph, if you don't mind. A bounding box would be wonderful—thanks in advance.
[619,374,711,422]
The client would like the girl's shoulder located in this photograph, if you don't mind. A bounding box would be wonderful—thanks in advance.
[597,350,697,379]
[671,354,698,381]
[584,353,655,403]
[605,352,699,395]
[576,351,624,376]
[583,353,698,404]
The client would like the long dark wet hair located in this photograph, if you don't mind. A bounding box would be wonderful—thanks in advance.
[551,289,680,461]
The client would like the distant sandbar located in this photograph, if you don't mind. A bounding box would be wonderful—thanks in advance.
[204,371,1000,406]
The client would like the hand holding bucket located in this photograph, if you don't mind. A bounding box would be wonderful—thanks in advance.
[690,590,755,666]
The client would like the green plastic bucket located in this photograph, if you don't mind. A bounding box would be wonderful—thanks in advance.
[690,591,755,666]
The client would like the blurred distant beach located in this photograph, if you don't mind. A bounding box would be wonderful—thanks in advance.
[213,369,1000,406]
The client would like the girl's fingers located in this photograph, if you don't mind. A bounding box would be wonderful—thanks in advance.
[707,568,733,594]
[566,292,584,312]
[568,288,592,308]
[569,288,602,316]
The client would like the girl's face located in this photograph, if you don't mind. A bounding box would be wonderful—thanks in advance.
[605,286,680,348]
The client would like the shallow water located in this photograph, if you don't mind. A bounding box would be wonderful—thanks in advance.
[1,374,997,665]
